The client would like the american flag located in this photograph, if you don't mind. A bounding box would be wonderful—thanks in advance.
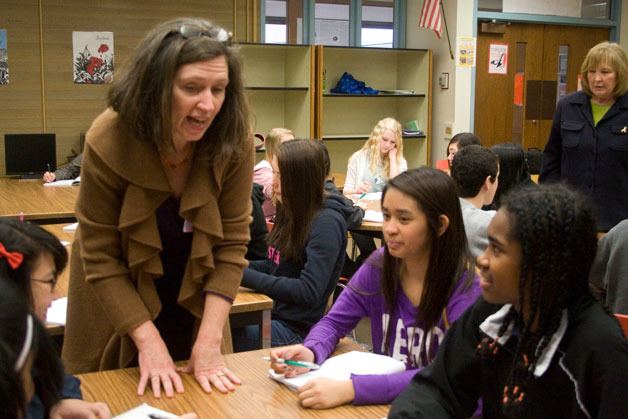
[419,0,443,39]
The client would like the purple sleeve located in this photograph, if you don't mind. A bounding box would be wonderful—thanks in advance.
[352,369,419,405]
[304,261,380,363]
[447,272,482,324]
[352,271,481,406]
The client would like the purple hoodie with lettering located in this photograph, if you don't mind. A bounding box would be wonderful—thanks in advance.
[303,247,481,405]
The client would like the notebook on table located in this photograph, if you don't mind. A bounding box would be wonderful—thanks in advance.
[268,350,405,390]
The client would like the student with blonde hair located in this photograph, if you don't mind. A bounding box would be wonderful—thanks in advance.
[343,117,407,195]
[253,127,295,220]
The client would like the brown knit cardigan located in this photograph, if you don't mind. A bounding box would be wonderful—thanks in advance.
[61,109,253,373]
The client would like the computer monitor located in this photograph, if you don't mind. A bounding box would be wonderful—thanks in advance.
[4,133,56,178]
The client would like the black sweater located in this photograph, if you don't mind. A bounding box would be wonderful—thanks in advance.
[390,296,628,419]
[241,195,349,337]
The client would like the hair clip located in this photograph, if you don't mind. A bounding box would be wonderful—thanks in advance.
[14,315,33,372]
[0,242,24,269]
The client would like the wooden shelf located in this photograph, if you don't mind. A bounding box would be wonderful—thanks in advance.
[323,93,425,98]
[322,134,426,140]
[239,43,314,138]
[316,46,432,173]
[247,86,309,91]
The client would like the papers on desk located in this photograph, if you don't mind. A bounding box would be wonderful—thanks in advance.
[43,176,80,187]
[268,351,405,390]
[114,403,177,418]
[63,222,79,232]
[364,210,383,223]
[46,297,67,326]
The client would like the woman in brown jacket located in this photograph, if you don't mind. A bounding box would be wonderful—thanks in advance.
[62,18,253,399]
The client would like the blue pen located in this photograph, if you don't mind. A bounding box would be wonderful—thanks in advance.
[262,356,320,370]
[357,192,367,201]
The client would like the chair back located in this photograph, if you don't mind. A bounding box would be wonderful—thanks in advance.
[615,313,628,338]
[435,159,449,172]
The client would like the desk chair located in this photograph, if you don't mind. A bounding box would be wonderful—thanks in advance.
[615,314,628,338]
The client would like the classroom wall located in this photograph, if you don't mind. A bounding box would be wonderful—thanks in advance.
[0,0,255,175]
[621,0,628,49]
[406,0,458,166]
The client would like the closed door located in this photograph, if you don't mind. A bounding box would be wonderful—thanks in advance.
[474,23,608,149]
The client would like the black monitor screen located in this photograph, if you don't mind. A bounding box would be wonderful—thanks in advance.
[4,133,56,176]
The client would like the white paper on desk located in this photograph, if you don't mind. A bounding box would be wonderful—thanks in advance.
[46,297,67,326]
[268,351,405,390]
[114,403,177,419]
[43,176,80,187]
[364,210,384,223]
[63,222,79,232]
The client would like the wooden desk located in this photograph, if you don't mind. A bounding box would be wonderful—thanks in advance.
[349,194,383,233]
[330,172,346,192]
[77,339,389,418]
[42,224,273,347]
[0,178,78,223]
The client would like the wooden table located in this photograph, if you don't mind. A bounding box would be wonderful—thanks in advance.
[77,339,389,418]
[0,178,78,223]
[42,224,273,347]
[330,172,346,191]
[348,193,383,233]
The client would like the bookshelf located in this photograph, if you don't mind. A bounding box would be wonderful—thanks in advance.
[315,46,432,174]
[238,43,315,148]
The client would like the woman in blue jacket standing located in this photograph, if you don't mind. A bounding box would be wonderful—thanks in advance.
[540,41,628,231]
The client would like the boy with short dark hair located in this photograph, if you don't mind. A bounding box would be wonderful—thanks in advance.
[451,145,499,258]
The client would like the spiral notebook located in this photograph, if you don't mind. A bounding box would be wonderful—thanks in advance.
[268,351,405,390]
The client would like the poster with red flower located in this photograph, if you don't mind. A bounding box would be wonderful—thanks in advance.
[72,31,114,84]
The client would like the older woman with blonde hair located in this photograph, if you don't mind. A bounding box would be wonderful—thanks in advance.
[343,117,407,195]
[540,41,628,231]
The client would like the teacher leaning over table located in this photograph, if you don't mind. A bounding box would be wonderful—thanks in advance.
[62,17,253,399]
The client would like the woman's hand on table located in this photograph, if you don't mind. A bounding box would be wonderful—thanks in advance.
[269,345,315,378]
[298,377,355,409]
[179,341,241,393]
[132,321,184,398]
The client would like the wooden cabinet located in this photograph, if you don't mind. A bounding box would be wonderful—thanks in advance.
[315,46,432,173]
[238,44,431,172]
[238,43,315,142]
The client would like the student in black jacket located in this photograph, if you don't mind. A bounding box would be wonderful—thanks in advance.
[390,184,628,419]
[234,139,349,351]
[246,183,269,261]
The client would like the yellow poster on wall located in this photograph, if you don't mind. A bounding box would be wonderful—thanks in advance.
[456,36,476,68]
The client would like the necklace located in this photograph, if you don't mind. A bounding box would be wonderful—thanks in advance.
[161,146,193,169]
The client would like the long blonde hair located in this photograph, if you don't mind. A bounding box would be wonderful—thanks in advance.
[360,117,403,180]
[264,127,294,162]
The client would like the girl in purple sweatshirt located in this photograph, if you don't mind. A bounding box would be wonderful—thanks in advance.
[269,167,482,408]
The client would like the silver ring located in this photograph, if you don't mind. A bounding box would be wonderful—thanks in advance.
[216,371,225,377]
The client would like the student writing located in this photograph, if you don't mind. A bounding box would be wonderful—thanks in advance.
[269,168,481,409]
